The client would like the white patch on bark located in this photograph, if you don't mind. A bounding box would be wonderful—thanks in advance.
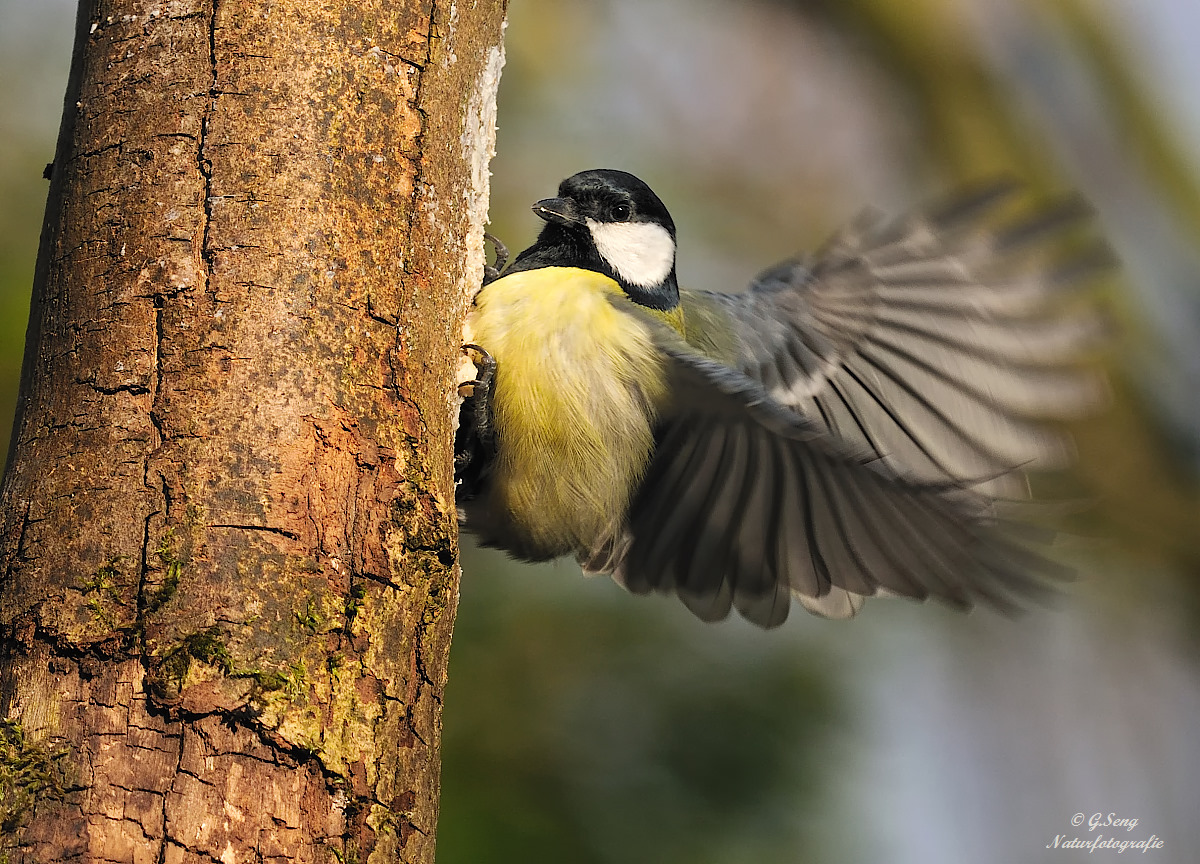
[456,37,506,417]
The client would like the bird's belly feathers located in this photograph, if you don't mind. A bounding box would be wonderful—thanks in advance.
[467,267,668,559]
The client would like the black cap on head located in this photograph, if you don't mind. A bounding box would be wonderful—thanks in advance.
[554,169,676,236]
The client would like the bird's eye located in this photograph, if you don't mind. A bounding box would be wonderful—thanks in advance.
[611,203,631,222]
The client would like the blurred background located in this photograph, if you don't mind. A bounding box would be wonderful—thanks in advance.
[4,0,1199,861]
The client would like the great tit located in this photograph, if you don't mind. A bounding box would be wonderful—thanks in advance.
[455,169,1102,627]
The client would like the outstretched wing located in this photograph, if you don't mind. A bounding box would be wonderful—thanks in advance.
[685,183,1107,498]
[582,310,1066,628]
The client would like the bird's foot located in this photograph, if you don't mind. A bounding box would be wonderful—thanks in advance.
[482,233,509,285]
[455,344,498,490]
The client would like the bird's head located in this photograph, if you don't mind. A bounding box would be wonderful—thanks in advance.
[530,169,679,310]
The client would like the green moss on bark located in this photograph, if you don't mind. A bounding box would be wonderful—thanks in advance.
[0,720,66,834]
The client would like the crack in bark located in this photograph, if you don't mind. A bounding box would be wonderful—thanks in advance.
[69,141,122,164]
[76,379,151,396]
[163,839,226,864]
[208,524,301,541]
[6,502,34,573]
[149,289,167,453]
[364,295,398,328]
[197,0,218,296]
[398,0,436,283]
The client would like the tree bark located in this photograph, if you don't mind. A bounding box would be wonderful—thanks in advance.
[0,0,505,861]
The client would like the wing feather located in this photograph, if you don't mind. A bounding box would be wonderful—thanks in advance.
[618,421,711,593]
[594,308,1069,626]
[683,184,1106,493]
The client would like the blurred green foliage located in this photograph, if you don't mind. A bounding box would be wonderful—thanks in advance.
[0,0,73,461]
[442,547,845,863]
[0,123,46,463]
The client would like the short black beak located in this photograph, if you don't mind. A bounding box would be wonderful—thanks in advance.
[532,197,584,227]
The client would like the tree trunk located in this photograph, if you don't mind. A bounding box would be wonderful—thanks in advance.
[0,0,505,861]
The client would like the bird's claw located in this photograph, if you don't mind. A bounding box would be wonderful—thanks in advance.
[461,340,495,371]
[482,233,509,285]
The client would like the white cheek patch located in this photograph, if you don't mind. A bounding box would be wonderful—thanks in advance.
[586,219,676,288]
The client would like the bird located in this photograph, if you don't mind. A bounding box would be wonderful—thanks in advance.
[454,168,1104,628]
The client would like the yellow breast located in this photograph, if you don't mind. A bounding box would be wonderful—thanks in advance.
[467,267,669,558]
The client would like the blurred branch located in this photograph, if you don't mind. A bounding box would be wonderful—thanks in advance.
[782,0,1058,182]
[1048,0,1200,247]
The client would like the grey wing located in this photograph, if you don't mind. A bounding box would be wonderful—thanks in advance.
[583,335,1061,629]
[690,182,1108,498]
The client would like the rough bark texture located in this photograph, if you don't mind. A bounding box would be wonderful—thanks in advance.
[0,0,505,861]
